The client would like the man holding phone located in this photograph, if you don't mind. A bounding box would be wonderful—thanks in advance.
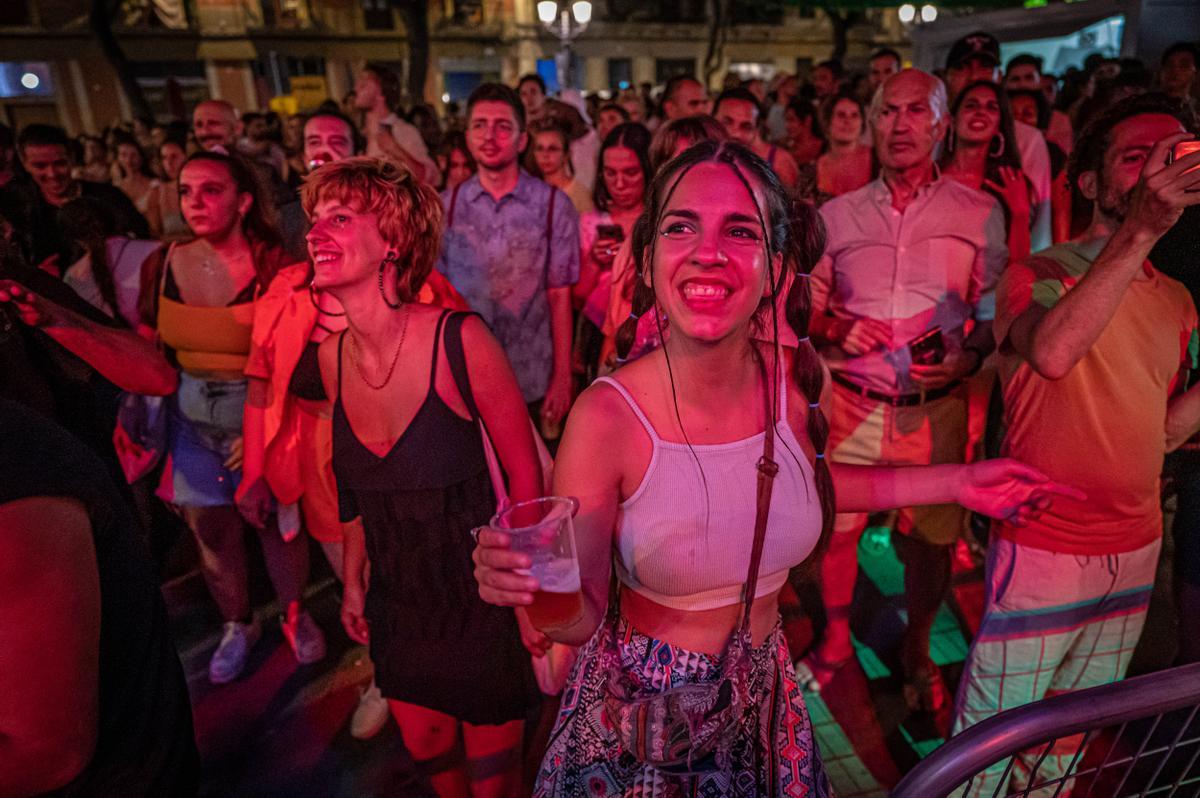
[951,94,1200,797]
[805,70,1008,709]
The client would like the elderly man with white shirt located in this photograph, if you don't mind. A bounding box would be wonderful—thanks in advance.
[798,69,1009,713]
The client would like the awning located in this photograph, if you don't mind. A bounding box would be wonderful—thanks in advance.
[908,0,1138,70]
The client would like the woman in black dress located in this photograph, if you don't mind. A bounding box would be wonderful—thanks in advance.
[306,157,544,798]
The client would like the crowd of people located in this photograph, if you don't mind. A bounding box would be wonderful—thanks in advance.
[0,31,1197,798]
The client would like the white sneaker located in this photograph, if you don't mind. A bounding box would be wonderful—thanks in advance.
[281,602,327,665]
[350,679,389,740]
[209,619,262,684]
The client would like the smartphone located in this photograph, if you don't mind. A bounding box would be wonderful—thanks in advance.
[908,326,946,366]
[1170,139,1200,176]
[596,224,625,242]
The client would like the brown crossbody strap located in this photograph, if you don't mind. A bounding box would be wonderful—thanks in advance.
[739,351,778,631]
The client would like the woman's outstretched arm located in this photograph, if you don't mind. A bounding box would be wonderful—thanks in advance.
[0,280,177,395]
[831,460,1084,528]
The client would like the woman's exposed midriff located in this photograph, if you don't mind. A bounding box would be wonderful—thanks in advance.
[619,584,783,655]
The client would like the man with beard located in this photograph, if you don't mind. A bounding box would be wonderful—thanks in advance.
[951,93,1200,797]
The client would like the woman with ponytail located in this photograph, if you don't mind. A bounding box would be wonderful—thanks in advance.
[473,140,1080,796]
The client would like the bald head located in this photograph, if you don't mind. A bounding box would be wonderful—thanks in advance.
[193,100,241,151]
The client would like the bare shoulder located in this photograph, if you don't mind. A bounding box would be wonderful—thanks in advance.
[566,373,645,444]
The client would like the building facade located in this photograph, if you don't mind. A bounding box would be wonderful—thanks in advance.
[0,0,907,134]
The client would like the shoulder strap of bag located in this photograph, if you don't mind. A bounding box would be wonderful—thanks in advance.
[444,310,510,506]
[544,185,557,281]
[444,310,481,420]
[448,181,462,230]
[739,350,778,631]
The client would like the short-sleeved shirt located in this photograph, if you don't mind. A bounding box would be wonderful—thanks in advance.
[437,170,580,402]
[994,240,1199,555]
[812,175,1009,394]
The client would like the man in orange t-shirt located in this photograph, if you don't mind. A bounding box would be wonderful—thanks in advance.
[951,94,1200,797]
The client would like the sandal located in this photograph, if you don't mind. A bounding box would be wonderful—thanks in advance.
[795,649,853,693]
[902,658,950,713]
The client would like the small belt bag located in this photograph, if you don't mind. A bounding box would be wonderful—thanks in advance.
[600,357,779,772]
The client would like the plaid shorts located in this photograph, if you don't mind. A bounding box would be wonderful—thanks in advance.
[950,536,1161,797]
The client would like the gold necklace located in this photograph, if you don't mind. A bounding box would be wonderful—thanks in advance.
[349,307,410,390]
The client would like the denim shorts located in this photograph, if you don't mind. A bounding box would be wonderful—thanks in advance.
[157,373,246,508]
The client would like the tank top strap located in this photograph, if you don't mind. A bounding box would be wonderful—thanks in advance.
[593,376,660,444]
[426,309,451,397]
[335,330,346,399]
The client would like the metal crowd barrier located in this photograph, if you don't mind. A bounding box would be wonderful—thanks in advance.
[892,662,1200,797]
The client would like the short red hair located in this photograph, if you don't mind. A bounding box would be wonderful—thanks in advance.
[301,156,444,302]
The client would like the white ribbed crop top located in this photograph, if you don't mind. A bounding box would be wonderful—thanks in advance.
[596,374,824,612]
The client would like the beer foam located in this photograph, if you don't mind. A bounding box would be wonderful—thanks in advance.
[535,557,581,593]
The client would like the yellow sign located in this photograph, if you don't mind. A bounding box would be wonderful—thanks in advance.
[289,76,328,111]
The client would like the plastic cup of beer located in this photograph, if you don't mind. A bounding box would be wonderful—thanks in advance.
[492,496,583,630]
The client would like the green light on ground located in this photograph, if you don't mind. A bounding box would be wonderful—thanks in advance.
[1024,0,1047,6]
[853,635,892,679]
[901,724,945,758]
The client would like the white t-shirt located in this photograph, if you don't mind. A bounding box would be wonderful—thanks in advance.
[64,237,160,329]
[1014,120,1052,253]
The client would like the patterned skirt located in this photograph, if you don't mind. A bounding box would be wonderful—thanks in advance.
[533,617,832,797]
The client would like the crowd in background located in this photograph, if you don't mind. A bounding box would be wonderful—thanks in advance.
[0,32,1198,798]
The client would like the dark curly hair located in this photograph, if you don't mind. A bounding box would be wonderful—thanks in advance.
[1069,92,1191,192]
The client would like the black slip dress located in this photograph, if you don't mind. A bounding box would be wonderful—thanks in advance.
[331,310,539,724]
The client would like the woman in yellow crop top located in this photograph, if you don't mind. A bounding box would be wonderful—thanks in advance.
[0,150,326,686]
[473,141,1083,796]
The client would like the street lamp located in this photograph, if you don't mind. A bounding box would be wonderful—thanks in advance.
[898,3,937,25]
[536,1,592,92]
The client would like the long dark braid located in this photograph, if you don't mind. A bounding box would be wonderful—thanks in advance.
[614,139,837,550]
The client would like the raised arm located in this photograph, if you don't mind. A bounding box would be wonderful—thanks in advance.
[1009,135,1200,380]
[0,280,177,395]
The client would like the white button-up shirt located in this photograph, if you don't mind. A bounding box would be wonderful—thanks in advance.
[811,174,1008,394]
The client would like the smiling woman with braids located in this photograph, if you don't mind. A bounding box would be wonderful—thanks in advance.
[473,140,1081,796]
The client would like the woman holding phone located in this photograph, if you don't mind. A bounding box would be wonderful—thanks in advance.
[573,123,653,380]
[473,141,1080,796]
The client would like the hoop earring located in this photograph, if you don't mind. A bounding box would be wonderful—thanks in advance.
[378,258,401,309]
[990,132,1006,159]
[309,283,347,316]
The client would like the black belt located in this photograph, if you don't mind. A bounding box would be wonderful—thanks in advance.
[830,371,961,407]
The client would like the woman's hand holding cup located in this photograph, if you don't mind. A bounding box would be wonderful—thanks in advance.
[472,527,540,608]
